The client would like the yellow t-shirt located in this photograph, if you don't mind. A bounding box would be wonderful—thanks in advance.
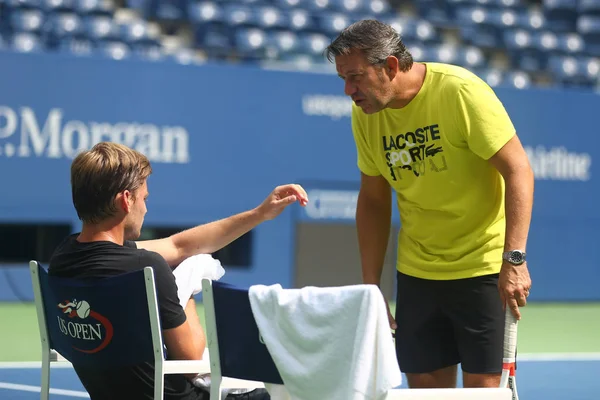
[352,62,516,280]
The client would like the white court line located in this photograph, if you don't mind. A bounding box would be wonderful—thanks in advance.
[518,352,600,361]
[1,353,600,369]
[0,361,73,369]
[0,382,89,398]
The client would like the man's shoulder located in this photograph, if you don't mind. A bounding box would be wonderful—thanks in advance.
[424,62,488,91]
[49,236,169,278]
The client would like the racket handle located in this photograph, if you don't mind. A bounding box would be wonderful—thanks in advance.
[503,306,518,360]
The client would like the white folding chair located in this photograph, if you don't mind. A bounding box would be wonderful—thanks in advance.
[29,261,211,400]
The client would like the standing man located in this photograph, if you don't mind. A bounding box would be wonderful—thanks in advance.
[325,20,533,389]
[49,141,309,399]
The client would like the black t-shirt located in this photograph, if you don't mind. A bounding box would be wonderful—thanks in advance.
[49,234,208,400]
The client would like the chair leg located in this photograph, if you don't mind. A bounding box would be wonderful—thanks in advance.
[154,366,164,400]
[40,350,50,400]
[211,375,222,400]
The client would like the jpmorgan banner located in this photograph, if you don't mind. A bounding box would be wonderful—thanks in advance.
[0,106,190,163]
[0,51,598,301]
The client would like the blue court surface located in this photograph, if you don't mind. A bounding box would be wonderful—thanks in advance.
[1,354,599,399]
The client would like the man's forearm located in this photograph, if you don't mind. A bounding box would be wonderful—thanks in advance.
[171,208,265,262]
[356,192,392,286]
[503,167,534,253]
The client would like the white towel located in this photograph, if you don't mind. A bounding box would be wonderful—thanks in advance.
[173,254,226,309]
[248,284,402,400]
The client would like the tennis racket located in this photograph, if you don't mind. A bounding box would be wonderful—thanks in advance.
[499,306,519,399]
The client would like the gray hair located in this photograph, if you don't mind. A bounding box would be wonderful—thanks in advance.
[325,19,413,72]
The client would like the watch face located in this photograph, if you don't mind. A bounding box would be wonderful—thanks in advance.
[510,252,524,263]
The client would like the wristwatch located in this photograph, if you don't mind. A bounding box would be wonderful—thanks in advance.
[502,250,526,265]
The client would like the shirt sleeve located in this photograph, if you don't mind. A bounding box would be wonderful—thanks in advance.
[139,251,187,330]
[455,77,516,160]
[352,104,381,176]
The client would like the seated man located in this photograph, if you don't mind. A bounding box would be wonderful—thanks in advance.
[48,141,309,400]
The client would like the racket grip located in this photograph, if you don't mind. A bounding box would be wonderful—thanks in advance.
[503,306,518,360]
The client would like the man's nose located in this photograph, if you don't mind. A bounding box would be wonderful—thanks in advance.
[344,81,357,96]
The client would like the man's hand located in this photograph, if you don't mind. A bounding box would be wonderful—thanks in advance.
[385,301,397,330]
[256,184,309,220]
[498,261,532,320]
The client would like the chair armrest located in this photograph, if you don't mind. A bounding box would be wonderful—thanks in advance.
[385,388,512,399]
[163,359,265,390]
[163,360,211,374]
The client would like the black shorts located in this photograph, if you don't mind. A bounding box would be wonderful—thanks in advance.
[394,271,505,374]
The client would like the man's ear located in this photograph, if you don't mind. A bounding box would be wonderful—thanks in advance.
[117,190,133,213]
[385,56,399,80]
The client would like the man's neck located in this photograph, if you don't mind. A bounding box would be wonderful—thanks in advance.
[388,62,427,109]
[78,223,125,245]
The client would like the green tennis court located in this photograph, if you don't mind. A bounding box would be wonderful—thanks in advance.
[2,301,600,361]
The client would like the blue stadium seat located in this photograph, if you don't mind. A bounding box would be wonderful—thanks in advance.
[42,0,75,13]
[317,12,352,35]
[194,25,232,57]
[188,2,223,25]
[234,27,268,59]
[57,37,93,55]
[503,28,533,51]
[305,0,332,13]
[10,9,44,33]
[557,32,585,54]
[548,55,598,86]
[254,6,288,30]
[286,9,315,31]
[456,6,504,47]
[578,0,600,15]
[223,4,255,27]
[518,9,547,31]
[132,42,164,61]
[542,0,577,32]
[84,16,121,42]
[385,16,438,43]
[578,15,600,35]
[74,0,113,16]
[274,0,304,9]
[268,29,299,55]
[405,42,427,61]
[414,0,453,27]
[169,47,206,65]
[504,29,550,72]
[12,32,43,52]
[428,44,487,69]
[99,40,130,60]
[329,0,366,14]
[495,0,525,9]
[6,0,42,10]
[475,68,505,87]
[365,0,390,16]
[530,30,559,53]
[119,19,159,45]
[460,25,503,48]
[45,13,83,39]
[577,15,600,56]
[297,32,329,58]
[502,70,531,89]
[488,9,520,30]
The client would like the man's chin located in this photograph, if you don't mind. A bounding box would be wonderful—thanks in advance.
[358,102,382,115]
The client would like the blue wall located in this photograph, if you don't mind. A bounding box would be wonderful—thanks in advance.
[0,51,597,302]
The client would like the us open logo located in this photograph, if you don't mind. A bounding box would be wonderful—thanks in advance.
[57,299,114,353]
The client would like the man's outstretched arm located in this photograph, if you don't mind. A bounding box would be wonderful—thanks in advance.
[136,184,308,267]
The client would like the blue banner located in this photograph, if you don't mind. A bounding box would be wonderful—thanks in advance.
[0,51,598,301]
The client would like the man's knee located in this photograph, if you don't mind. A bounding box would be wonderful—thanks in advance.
[405,365,458,389]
